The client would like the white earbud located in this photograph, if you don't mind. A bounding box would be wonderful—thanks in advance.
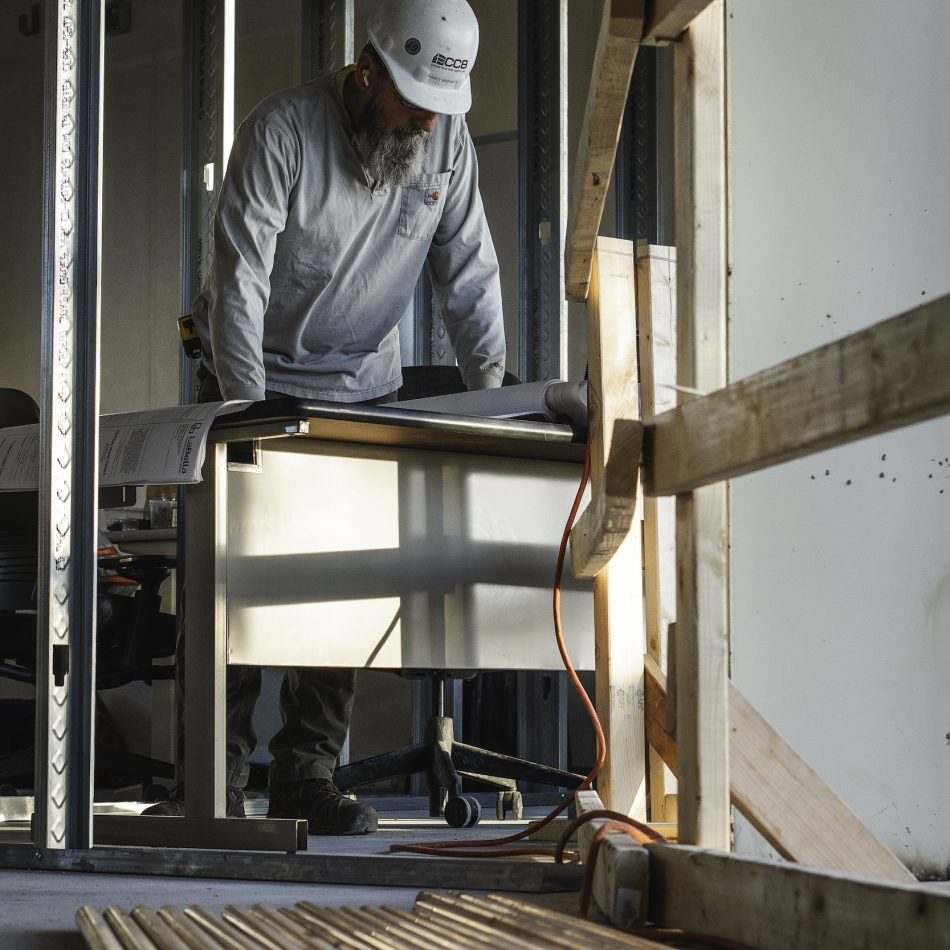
[362,70,370,87]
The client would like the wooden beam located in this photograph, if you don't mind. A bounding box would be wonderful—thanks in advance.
[644,292,950,496]
[564,0,645,302]
[644,656,915,883]
[672,0,729,850]
[587,236,646,818]
[648,845,947,950]
[637,245,678,822]
[575,790,651,930]
[641,0,715,45]
[570,418,643,579]
[643,657,679,774]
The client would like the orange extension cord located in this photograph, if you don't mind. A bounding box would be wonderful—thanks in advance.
[388,432,668,904]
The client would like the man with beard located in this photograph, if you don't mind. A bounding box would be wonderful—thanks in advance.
[159,0,504,835]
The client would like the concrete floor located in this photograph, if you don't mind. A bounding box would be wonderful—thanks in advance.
[0,802,584,948]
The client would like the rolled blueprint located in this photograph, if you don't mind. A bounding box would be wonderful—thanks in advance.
[391,379,588,428]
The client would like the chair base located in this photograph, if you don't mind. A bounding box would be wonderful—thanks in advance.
[333,714,584,827]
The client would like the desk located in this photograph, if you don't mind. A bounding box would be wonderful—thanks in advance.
[106,528,177,556]
[102,402,593,851]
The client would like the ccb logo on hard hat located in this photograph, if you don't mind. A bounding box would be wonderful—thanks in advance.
[432,52,468,70]
[405,37,421,55]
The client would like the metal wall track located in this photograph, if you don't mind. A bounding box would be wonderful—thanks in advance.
[517,0,567,383]
[615,46,674,247]
[302,0,354,82]
[35,0,103,852]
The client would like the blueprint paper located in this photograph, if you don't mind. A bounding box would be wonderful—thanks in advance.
[0,400,250,491]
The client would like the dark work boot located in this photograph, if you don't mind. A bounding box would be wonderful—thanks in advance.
[141,785,246,817]
[267,778,377,835]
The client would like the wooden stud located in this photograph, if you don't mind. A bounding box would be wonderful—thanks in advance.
[649,845,950,950]
[570,418,644,578]
[586,236,647,819]
[644,292,950,496]
[641,0,715,44]
[672,0,729,850]
[636,245,678,823]
[564,1,645,301]
[643,655,914,883]
[729,684,914,882]
[574,789,651,930]
[642,656,679,775]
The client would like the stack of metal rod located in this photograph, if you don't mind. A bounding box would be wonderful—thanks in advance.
[77,889,671,948]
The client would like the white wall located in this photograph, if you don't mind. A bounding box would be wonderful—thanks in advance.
[0,1,182,412]
[727,0,950,877]
[100,29,182,414]
[0,2,44,401]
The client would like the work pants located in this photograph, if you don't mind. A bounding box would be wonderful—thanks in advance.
[192,367,395,787]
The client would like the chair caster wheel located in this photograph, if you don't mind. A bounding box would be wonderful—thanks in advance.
[444,794,481,828]
[496,789,523,820]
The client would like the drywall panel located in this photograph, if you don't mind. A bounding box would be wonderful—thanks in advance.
[727,0,950,877]
[0,16,43,402]
[100,40,182,414]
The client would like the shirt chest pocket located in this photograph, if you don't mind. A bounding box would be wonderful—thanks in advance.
[398,172,451,243]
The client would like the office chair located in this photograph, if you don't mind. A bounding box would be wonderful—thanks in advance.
[0,387,177,792]
[332,367,585,827]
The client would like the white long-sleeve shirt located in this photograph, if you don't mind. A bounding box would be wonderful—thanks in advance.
[191,72,506,403]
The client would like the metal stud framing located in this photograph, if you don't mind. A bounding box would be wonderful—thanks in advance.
[180,0,233,405]
[302,0,355,82]
[615,45,675,246]
[22,0,578,859]
[35,0,103,850]
[517,0,567,383]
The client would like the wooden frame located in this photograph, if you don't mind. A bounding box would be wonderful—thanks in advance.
[562,0,946,940]
[576,790,950,950]
[636,246,678,823]
[564,1,644,302]
[583,237,647,818]
[669,0,729,848]
[647,844,950,950]
[645,293,950,495]
[641,0,715,45]
[643,656,912,882]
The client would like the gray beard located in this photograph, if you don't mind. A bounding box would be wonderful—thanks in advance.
[353,95,429,188]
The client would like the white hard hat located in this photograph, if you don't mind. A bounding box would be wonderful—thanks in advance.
[367,0,479,115]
